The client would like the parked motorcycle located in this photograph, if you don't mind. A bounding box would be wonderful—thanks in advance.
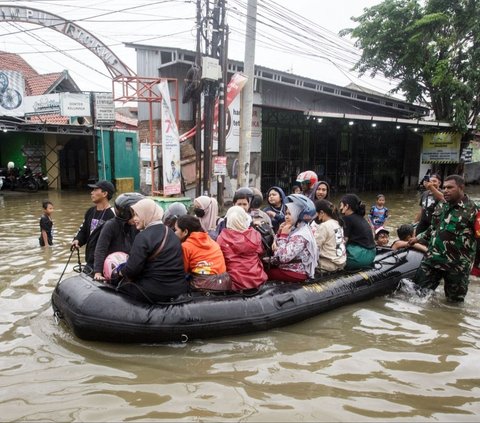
[34,171,49,190]
[16,166,39,192]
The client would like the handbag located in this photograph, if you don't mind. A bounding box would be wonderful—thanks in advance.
[190,272,232,291]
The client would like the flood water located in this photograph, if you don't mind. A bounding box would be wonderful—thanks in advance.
[1,188,480,422]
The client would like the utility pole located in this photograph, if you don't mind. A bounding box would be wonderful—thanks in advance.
[194,0,202,198]
[202,0,222,195]
[217,2,228,206]
[238,0,257,188]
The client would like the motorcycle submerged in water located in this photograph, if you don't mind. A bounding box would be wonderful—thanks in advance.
[17,166,39,192]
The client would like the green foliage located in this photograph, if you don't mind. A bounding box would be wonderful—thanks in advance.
[342,0,480,132]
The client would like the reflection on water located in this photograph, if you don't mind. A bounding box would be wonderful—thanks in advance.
[1,189,480,421]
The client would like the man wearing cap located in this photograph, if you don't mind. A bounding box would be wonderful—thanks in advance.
[71,180,116,270]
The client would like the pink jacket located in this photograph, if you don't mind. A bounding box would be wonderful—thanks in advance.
[217,227,267,290]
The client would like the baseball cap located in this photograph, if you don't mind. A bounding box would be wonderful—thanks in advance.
[375,227,389,236]
[88,180,115,196]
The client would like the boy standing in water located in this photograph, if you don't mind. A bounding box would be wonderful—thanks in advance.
[39,200,54,247]
[368,194,389,231]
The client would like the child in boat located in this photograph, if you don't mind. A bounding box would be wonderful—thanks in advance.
[215,187,254,239]
[217,205,267,291]
[263,186,286,233]
[163,201,188,229]
[368,194,389,231]
[39,200,54,247]
[374,227,390,247]
[340,194,376,270]
[311,199,346,272]
[174,215,230,290]
[391,224,427,253]
[118,198,187,303]
[267,194,318,282]
[93,192,143,281]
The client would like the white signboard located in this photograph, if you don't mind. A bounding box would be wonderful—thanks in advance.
[60,93,91,116]
[24,93,60,115]
[225,96,262,153]
[94,92,115,125]
[158,80,181,195]
[0,70,24,116]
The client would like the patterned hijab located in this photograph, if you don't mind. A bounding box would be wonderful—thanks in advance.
[131,199,164,229]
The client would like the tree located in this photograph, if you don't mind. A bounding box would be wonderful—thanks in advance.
[341,0,480,132]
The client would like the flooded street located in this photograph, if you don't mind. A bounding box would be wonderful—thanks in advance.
[1,188,480,421]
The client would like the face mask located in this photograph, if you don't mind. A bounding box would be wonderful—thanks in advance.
[194,207,205,218]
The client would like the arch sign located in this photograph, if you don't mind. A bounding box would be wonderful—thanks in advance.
[0,5,134,77]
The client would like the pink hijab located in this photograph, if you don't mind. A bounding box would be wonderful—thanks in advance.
[131,198,164,229]
[194,196,219,232]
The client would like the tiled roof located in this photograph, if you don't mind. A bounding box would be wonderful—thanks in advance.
[28,114,69,124]
[26,73,63,96]
[0,51,38,79]
[0,52,66,96]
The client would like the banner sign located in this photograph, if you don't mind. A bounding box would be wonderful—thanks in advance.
[0,70,24,116]
[466,141,480,163]
[421,132,461,164]
[24,93,60,115]
[60,93,91,116]
[223,95,262,152]
[94,92,115,126]
[213,156,227,176]
[179,72,248,142]
[159,80,181,195]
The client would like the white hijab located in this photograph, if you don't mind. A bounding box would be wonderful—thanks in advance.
[226,205,250,232]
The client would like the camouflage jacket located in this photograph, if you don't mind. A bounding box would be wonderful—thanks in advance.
[418,196,478,273]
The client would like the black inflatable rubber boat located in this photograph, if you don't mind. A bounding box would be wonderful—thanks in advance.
[51,249,423,343]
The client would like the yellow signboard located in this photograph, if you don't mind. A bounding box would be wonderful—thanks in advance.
[422,132,461,164]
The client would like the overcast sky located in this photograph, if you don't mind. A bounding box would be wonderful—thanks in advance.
[0,0,394,97]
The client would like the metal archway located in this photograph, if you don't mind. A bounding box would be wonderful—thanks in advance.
[0,5,134,77]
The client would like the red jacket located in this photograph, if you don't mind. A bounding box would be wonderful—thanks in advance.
[217,227,267,290]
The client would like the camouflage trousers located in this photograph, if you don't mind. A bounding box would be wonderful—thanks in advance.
[414,262,470,302]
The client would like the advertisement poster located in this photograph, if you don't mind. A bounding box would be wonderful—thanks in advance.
[421,132,461,163]
[158,80,181,195]
[0,70,24,117]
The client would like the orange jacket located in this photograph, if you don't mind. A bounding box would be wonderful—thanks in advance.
[181,231,226,275]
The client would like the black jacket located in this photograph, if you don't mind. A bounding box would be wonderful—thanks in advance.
[93,217,139,273]
[74,206,115,267]
[123,223,187,301]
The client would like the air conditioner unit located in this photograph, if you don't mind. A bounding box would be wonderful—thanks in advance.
[69,116,92,125]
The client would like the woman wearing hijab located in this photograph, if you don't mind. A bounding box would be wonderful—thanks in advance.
[263,186,286,233]
[119,198,187,303]
[267,194,318,282]
[309,180,330,202]
[312,200,346,272]
[217,206,267,291]
[193,195,219,238]
[339,193,376,270]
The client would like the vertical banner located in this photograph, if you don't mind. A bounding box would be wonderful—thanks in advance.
[158,80,181,195]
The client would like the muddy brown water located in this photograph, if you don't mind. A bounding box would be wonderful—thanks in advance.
[1,188,479,421]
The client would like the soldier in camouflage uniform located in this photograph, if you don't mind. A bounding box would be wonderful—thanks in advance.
[408,174,478,301]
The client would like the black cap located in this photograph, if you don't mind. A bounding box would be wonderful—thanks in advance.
[88,180,115,196]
